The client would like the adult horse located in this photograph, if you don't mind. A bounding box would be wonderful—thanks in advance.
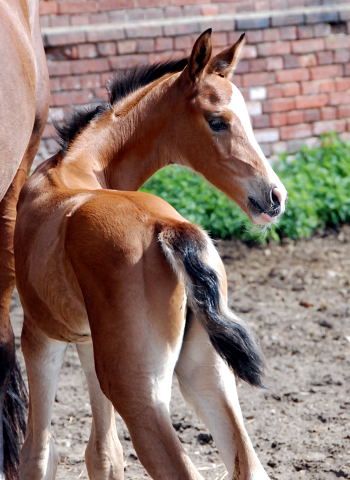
[0,1,49,478]
[15,30,287,479]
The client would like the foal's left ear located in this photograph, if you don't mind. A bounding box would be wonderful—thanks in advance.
[187,28,213,83]
[207,33,246,78]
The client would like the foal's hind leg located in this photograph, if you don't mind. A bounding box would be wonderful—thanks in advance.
[76,342,124,480]
[20,321,67,480]
[176,315,270,480]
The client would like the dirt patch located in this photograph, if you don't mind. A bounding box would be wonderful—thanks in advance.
[11,226,350,479]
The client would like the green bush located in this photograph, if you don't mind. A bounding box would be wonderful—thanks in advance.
[141,134,350,242]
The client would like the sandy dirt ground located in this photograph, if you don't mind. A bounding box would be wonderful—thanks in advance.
[11,226,350,479]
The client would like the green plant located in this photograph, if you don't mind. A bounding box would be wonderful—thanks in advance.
[141,133,350,242]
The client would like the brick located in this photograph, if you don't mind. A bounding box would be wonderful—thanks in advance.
[71,58,109,75]
[263,98,295,113]
[236,16,270,30]
[137,39,155,54]
[304,109,321,122]
[236,60,250,74]
[280,123,312,140]
[163,23,199,36]
[292,38,324,54]
[335,78,350,92]
[89,13,109,24]
[47,60,72,76]
[287,111,305,125]
[257,41,291,57]
[325,36,350,50]
[248,59,267,73]
[70,14,90,26]
[272,13,304,27]
[246,30,263,43]
[301,79,335,95]
[313,119,347,135]
[313,24,331,38]
[276,68,309,83]
[260,143,272,156]
[272,141,287,154]
[174,35,193,50]
[242,72,275,87]
[252,115,270,128]
[295,94,328,109]
[254,128,279,143]
[49,77,61,92]
[280,26,297,40]
[334,49,350,64]
[59,75,81,90]
[51,91,92,107]
[305,11,339,24]
[249,86,267,100]
[39,1,57,15]
[77,44,97,59]
[163,6,182,17]
[247,101,262,116]
[109,54,149,70]
[270,113,287,127]
[297,25,314,39]
[100,0,129,10]
[310,65,343,81]
[262,29,280,42]
[241,45,258,59]
[117,40,137,55]
[266,56,283,71]
[201,5,219,16]
[79,74,102,90]
[58,2,98,14]
[321,107,337,121]
[49,14,70,27]
[155,37,173,52]
[97,42,117,57]
[44,30,86,47]
[86,28,125,42]
[338,105,350,119]
[316,51,333,65]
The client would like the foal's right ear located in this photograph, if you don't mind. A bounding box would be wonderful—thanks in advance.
[187,29,213,83]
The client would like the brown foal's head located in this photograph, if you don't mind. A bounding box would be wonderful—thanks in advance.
[173,29,287,225]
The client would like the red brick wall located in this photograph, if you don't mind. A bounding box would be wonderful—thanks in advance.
[38,1,350,162]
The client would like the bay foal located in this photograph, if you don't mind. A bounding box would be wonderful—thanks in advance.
[15,31,287,480]
[0,1,49,477]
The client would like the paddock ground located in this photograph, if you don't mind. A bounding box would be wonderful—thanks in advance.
[12,226,350,479]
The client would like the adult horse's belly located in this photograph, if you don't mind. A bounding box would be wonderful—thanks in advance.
[15,190,96,342]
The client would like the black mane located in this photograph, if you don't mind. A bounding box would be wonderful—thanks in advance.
[55,58,188,152]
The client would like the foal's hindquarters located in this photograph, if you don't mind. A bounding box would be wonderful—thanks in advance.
[15,184,270,480]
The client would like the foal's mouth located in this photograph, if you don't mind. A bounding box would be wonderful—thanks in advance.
[248,187,284,225]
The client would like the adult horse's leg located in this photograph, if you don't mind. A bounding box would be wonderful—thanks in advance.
[0,4,49,473]
[19,321,66,480]
[76,342,124,480]
[176,313,270,480]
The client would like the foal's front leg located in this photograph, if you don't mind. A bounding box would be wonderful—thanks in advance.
[176,315,270,480]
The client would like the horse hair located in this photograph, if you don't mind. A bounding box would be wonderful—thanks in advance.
[3,359,28,479]
[55,58,188,152]
[159,224,264,387]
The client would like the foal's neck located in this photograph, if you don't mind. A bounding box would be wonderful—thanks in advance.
[56,75,179,192]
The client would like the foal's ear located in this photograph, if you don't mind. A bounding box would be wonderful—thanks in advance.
[187,28,213,82]
[207,33,246,78]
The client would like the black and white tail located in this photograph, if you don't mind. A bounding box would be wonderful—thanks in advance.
[159,222,264,387]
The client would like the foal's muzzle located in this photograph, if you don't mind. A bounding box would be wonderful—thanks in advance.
[248,186,284,224]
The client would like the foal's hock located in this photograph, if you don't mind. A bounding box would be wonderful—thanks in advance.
[15,30,286,480]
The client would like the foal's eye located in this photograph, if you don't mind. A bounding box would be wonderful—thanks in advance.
[208,118,228,132]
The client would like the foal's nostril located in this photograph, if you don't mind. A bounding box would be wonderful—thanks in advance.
[270,187,281,209]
